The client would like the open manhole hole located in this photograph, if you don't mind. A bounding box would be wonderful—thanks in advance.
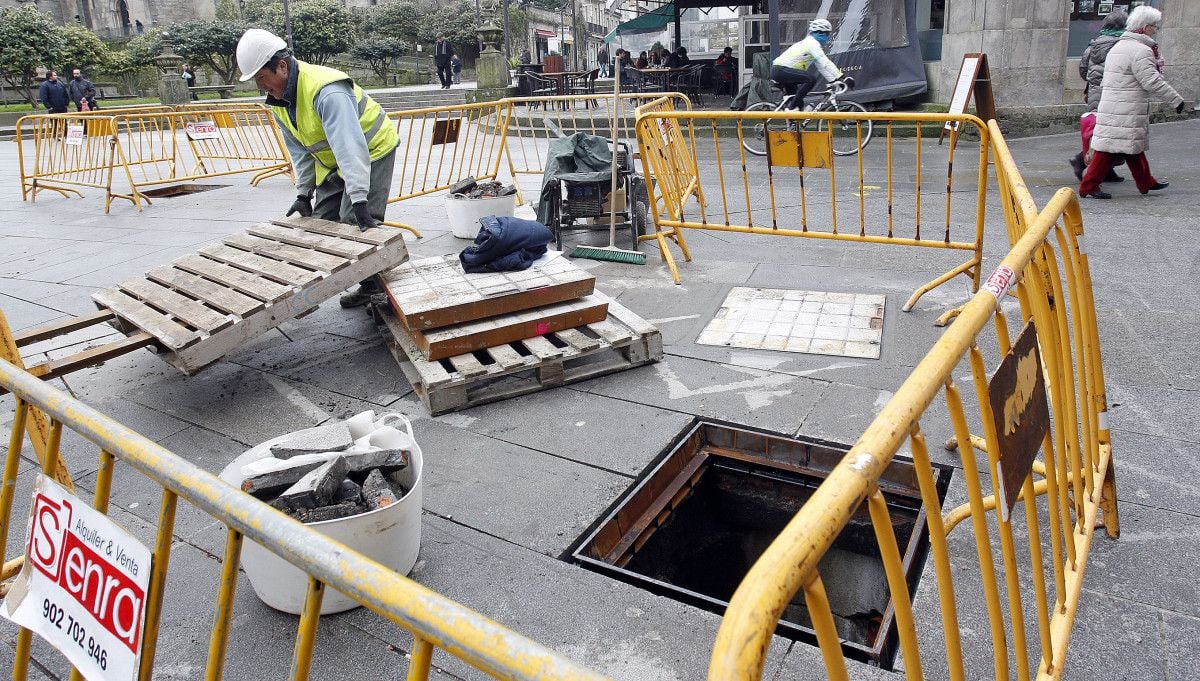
[140,183,230,198]
[571,421,951,669]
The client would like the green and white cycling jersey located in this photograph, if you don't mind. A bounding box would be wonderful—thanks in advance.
[772,35,843,82]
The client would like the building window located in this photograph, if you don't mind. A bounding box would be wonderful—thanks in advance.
[918,0,944,61]
[1068,0,1162,57]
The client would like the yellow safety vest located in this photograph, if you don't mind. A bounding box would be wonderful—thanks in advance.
[271,60,398,186]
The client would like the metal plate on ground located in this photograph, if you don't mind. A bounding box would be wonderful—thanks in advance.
[696,287,884,359]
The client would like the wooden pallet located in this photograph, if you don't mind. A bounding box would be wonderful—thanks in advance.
[377,292,662,415]
[93,216,410,374]
[381,254,596,331]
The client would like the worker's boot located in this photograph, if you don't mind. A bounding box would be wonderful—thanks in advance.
[339,280,382,309]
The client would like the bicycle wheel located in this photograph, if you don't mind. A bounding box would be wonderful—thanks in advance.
[817,100,873,156]
[740,101,778,157]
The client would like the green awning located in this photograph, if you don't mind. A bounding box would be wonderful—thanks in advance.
[604,3,675,43]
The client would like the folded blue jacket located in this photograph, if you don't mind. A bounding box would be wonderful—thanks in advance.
[459,215,553,273]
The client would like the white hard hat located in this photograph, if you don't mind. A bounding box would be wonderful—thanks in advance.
[809,18,833,33]
[237,28,288,82]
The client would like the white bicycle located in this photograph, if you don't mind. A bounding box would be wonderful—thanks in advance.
[741,77,872,157]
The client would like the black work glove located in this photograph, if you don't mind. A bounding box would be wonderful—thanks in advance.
[1176,101,1187,114]
[286,194,313,218]
[351,201,377,232]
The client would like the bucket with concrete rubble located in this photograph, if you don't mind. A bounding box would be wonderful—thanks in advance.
[219,410,423,614]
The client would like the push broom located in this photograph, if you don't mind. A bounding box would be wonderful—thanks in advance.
[569,58,647,265]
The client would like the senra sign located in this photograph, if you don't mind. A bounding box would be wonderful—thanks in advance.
[2,475,152,680]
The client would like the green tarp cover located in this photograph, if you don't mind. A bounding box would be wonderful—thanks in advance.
[604,3,674,43]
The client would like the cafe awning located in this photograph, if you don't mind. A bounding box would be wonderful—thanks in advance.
[603,2,675,43]
[535,29,557,38]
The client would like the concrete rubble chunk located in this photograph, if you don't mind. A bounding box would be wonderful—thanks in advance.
[292,500,364,524]
[343,448,410,478]
[361,468,399,509]
[335,478,362,504]
[269,422,354,459]
[242,459,327,498]
[272,456,349,512]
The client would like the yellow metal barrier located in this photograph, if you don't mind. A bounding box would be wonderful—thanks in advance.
[503,93,692,182]
[0,358,611,681]
[633,103,989,310]
[109,107,293,210]
[383,100,512,238]
[708,120,1115,681]
[16,107,293,213]
[16,113,120,204]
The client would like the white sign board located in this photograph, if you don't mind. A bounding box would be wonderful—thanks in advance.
[65,124,84,146]
[944,56,980,132]
[185,120,221,141]
[1,475,152,681]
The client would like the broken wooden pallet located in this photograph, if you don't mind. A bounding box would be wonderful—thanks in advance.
[376,292,662,415]
[93,216,409,374]
[380,254,596,331]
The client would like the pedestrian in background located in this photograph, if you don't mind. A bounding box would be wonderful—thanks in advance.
[520,47,532,64]
[434,34,454,89]
[1080,6,1185,199]
[597,44,609,77]
[1071,9,1127,182]
[38,71,69,113]
[67,68,96,112]
[450,52,462,85]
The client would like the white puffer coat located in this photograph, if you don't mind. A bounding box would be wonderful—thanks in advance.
[1091,32,1184,156]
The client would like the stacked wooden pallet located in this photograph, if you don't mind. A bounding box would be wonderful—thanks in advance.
[93,216,410,374]
[376,254,662,415]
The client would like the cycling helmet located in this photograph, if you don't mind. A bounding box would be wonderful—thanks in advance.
[809,18,833,33]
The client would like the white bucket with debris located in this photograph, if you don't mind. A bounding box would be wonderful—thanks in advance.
[219,411,424,615]
[446,192,516,239]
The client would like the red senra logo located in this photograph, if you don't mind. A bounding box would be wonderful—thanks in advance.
[27,493,145,652]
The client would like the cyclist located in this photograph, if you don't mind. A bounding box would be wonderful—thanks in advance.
[771,18,848,110]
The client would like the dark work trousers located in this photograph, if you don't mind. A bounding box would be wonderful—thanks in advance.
[1080,150,1157,195]
[770,65,817,109]
[312,146,397,292]
[435,58,453,87]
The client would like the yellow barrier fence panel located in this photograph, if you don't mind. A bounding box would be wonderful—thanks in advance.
[503,93,692,190]
[386,100,512,204]
[0,359,612,681]
[107,108,294,211]
[633,107,989,311]
[707,148,1114,681]
[16,113,119,205]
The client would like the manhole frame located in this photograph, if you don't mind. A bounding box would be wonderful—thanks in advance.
[139,183,231,198]
[569,419,953,668]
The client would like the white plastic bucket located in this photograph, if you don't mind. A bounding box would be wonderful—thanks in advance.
[445,192,516,239]
[219,414,424,615]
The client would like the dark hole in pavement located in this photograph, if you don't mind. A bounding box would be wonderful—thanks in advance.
[571,420,952,670]
[140,183,230,198]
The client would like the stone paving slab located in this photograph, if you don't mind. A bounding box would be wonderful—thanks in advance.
[441,387,694,477]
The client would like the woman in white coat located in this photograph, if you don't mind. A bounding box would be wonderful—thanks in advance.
[1080,6,1186,199]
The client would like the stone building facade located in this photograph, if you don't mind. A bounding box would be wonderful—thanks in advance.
[937,0,1195,108]
[0,0,215,38]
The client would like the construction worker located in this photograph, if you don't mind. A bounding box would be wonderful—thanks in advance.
[236,28,399,308]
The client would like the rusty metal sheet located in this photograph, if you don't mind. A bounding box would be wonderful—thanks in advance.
[988,321,1050,522]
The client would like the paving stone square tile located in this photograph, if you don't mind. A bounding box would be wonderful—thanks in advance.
[697,287,885,358]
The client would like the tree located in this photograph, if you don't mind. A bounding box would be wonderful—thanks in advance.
[351,37,407,84]
[60,23,110,75]
[417,1,479,62]
[245,0,356,65]
[362,1,422,44]
[103,31,160,96]
[0,7,66,106]
[169,19,246,84]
